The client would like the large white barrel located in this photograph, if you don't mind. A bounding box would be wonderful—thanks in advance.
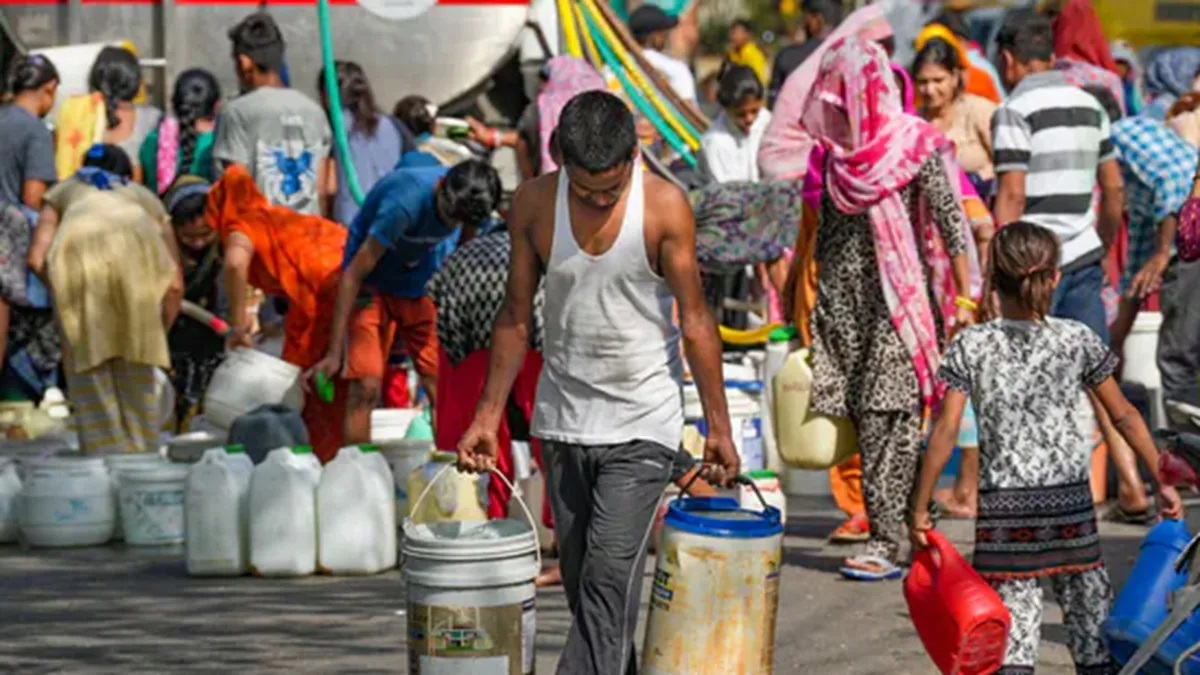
[642,494,784,674]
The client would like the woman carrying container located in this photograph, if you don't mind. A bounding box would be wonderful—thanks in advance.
[140,69,221,195]
[206,165,349,461]
[799,36,979,581]
[37,145,182,454]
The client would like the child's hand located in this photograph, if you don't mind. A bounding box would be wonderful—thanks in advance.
[910,510,933,549]
[1158,484,1185,520]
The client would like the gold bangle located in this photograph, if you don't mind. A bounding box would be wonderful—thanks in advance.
[954,296,979,312]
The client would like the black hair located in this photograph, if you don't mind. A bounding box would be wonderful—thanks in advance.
[82,144,133,179]
[394,95,435,136]
[5,54,59,97]
[1081,84,1123,124]
[168,192,208,227]
[913,38,963,76]
[438,159,502,226]
[932,11,969,40]
[170,69,221,180]
[801,0,843,26]
[228,12,286,73]
[730,18,754,33]
[319,61,379,135]
[716,64,764,108]
[88,46,141,130]
[996,10,1053,64]
[989,221,1060,318]
[556,90,637,173]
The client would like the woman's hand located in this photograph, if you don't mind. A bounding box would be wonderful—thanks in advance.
[954,305,977,332]
[909,509,934,549]
[465,116,496,148]
[1158,484,1185,520]
[303,351,342,393]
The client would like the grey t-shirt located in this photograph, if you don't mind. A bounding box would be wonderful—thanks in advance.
[0,105,56,205]
[117,106,163,169]
[212,87,332,215]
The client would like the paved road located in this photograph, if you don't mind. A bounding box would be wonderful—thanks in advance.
[0,497,1185,673]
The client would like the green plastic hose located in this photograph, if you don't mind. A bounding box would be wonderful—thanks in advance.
[318,0,366,206]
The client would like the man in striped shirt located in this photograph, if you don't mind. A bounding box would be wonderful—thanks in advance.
[991,10,1124,341]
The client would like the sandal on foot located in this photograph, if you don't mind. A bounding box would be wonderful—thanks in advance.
[839,554,903,582]
[829,515,870,543]
[1103,505,1155,525]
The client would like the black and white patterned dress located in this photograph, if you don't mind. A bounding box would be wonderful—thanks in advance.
[939,317,1119,673]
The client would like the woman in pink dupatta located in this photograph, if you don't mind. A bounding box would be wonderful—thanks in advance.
[801,36,979,580]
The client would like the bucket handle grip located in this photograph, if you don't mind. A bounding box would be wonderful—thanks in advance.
[404,462,543,573]
[679,468,777,516]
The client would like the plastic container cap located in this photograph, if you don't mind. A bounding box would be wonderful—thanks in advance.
[404,412,435,441]
[293,445,314,454]
[225,444,246,454]
[747,470,778,480]
[768,325,798,343]
[359,443,379,453]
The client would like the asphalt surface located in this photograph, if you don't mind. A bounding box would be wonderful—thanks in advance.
[0,495,1189,674]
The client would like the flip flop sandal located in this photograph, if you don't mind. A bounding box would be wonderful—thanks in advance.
[840,554,903,582]
[829,515,871,543]
[1103,504,1156,525]
[932,500,975,520]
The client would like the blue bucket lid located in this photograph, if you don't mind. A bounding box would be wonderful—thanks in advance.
[724,379,764,392]
[665,497,783,539]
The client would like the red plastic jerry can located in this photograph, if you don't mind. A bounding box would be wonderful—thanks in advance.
[904,531,1012,675]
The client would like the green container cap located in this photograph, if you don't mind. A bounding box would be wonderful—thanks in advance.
[358,443,379,453]
[747,469,779,480]
[293,445,314,454]
[314,372,335,404]
[768,326,798,343]
[224,444,246,454]
[404,412,435,441]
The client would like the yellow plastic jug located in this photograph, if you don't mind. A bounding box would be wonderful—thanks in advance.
[406,451,489,524]
[773,348,858,470]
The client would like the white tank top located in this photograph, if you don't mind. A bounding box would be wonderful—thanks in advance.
[531,161,684,449]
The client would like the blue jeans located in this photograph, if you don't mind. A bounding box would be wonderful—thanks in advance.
[1051,263,1109,344]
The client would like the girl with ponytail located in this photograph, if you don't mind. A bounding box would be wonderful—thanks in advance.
[316,61,403,225]
[140,69,222,194]
[0,54,59,208]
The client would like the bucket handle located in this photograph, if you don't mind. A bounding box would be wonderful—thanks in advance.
[404,462,543,574]
[679,468,778,517]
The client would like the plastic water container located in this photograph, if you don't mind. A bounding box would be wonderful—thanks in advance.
[250,447,320,577]
[104,452,166,541]
[186,447,253,576]
[407,451,489,525]
[904,531,1011,675]
[403,468,540,674]
[379,439,432,521]
[359,445,398,563]
[317,446,397,575]
[0,459,21,543]
[1106,519,1200,672]
[642,495,784,674]
[763,327,798,472]
[1122,311,1164,390]
[729,381,765,472]
[774,349,857,469]
[117,464,189,546]
[739,470,788,525]
[370,408,423,443]
[18,457,115,547]
[203,348,304,429]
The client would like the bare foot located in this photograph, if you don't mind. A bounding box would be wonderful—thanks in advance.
[535,564,562,588]
[933,487,976,519]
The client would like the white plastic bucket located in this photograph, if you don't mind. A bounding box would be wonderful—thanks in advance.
[370,408,423,443]
[1122,311,1163,390]
[0,459,21,543]
[18,457,115,547]
[642,493,784,674]
[203,348,304,429]
[117,464,189,545]
[739,471,788,525]
[379,440,432,521]
[403,465,540,674]
[683,380,765,471]
[104,452,166,541]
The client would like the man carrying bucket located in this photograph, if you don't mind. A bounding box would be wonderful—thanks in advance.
[457,90,738,673]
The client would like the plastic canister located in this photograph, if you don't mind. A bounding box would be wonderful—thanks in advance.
[774,349,857,470]
[0,459,21,543]
[725,380,764,472]
[249,447,320,577]
[1121,311,1163,390]
[317,446,397,575]
[763,326,799,472]
[642,495,783,674]
[186,447,253,576]
[202,348,304,429]
[407,451,489,525]
[379,439,432,521]
[18,457,115,547]
[403,467,540,674]
[104,452,166,541]
[117,464,190,546]
[739,470,787,525]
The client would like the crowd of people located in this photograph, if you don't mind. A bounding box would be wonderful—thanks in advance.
[3,0,1200,672]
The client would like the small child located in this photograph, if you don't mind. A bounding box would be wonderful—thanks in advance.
[910,221,1184,674]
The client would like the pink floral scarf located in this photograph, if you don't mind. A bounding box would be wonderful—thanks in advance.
[155,116,181,195]
[801,36,980,409]
[536,56,607,175]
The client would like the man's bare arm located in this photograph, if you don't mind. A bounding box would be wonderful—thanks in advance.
[992,171,1027,227]
[1097,159,1124,250]
[473,183,542,430]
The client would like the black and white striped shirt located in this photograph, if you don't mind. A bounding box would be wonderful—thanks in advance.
[992,70,1116,268]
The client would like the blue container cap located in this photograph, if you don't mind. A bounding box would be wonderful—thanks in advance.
[724,380,764,393]
[665,497,783,539]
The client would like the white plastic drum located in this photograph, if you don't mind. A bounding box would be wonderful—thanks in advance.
[118,464,190,546]
[105,452,166,541]
[203,348,304,429]
[642,495,784,674]
[18,457,115,547]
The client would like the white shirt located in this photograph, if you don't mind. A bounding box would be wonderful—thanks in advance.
[643,49,697,102]
[701,109,772,183]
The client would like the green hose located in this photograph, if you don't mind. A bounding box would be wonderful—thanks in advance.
[318,0,366,206]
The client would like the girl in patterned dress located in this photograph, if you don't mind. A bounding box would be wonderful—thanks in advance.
[911,221,1184,674]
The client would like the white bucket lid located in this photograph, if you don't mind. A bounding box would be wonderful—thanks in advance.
[103,453,164,465]
[117,464,189,483]
[403,518,538,561]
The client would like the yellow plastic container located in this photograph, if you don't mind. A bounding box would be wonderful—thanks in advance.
[406,452,489,525]
[773,349,858,470]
